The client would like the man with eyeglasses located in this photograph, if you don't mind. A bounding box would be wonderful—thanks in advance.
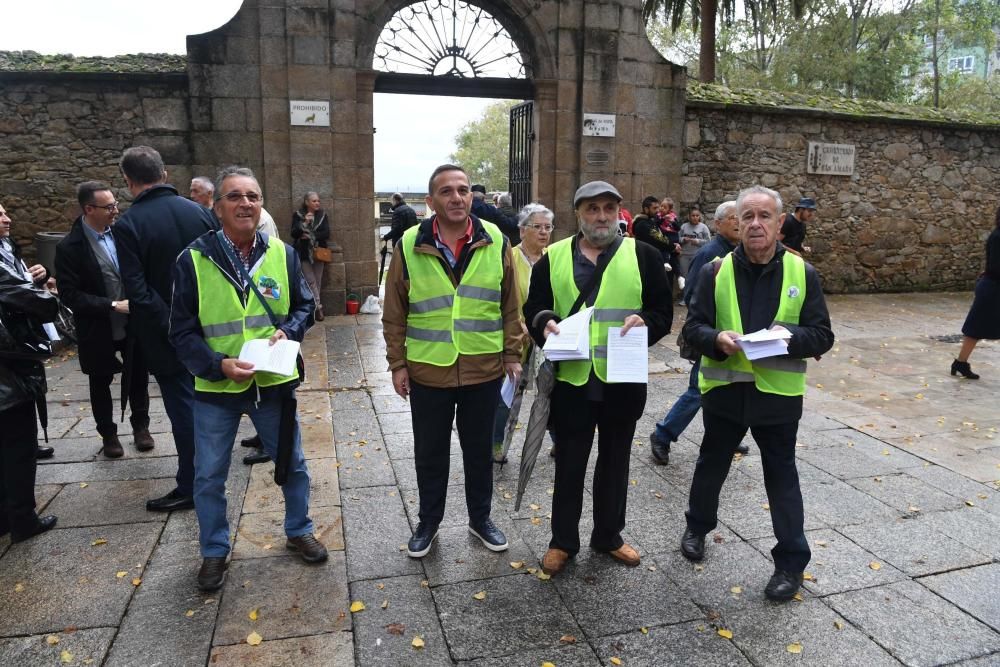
[170,166,324,590]
[55,182,153,459]
[114,146,217,513]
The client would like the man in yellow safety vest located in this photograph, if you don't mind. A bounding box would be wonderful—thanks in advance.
[679,185,834,601]
[382,164,524,559]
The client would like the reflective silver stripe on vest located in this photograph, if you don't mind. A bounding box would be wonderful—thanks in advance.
[593,308,640,322]
[700,366,756,383]
[244,315,274,329]
[410,294,455,314]
[593,345,607,359]
[753,356,807,373]
[406,326,453,343]
[453,318,502,333]
[203,320,244,338]
[456,284,501,302]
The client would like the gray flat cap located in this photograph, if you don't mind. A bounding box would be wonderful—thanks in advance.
[573,181,622,207]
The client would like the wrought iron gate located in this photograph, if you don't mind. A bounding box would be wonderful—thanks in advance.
[508,101,533,210]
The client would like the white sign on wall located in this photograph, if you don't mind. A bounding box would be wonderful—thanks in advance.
[582,113,616,137]
[807,141,855,175]
[290,100,330,127]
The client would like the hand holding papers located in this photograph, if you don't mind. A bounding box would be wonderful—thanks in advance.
[238,338,301,375]
[606,326,648,383]
[543,306,593,361]
[737,327,792,361]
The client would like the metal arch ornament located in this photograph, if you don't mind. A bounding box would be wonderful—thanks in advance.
[374,0,526,79]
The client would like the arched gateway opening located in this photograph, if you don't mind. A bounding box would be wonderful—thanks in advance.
[185,0,686,311]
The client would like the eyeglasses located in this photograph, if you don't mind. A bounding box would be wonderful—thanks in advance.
[88,202,119,213]
[527,224,554,232]
[222,191,262,203]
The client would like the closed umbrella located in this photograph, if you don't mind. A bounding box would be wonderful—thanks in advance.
[495,347,537,466]
[514,359,555,512]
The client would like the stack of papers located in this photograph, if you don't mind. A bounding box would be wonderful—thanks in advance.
[737,327,792,361]
[238,339,301,375]
[606,326,648,383]
[543,306,593,361]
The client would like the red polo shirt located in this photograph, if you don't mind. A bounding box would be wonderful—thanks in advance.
[432,216,474,265]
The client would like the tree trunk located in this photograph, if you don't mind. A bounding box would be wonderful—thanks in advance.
[699,0,718,82]
[932,0,941,108]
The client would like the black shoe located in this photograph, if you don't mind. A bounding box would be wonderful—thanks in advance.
[146,489,195,512]
[11,515,57,543]
[680,527,705,561]
[197,557,228,591]
[649,433,671,465]
[35,446,54,460]
[133,428,155,452]
[286,533,329,563]
[765,569,804,601]
[951,359,980,380]
[101,434,124,459]
[407,522,439,558]
[243,452,271,465]
[469,518,509,552]
[241,434,263,448]
[736,442,750,455]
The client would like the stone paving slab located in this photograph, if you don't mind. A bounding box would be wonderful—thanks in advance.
[921,563,1000,633]
[0,523,161,636]
[460,642,602,666]
[42,478,175,528]
[341,485,423,582]
[827,580,1000,666]
[35,456,180,485]
[593,622,750,667]
[336,440,397,488]
[847,472,967,513]
[421,519,536,587]
[208,631,354,666]
[233,505,344,560]
[838,517,991,576]
[781,528,909,597]
[0,628,117,667]
[917,507,1000,559]
[349,575,452,666]
[212,553,351,646]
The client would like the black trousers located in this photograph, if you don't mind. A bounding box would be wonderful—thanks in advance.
[88,339,150,437]
[409,378,501,528]
[0,400,40,534]
[549,381,643,556]
[686,415,811,572]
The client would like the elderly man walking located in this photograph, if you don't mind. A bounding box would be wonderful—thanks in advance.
[679,185,834,601]
[170,166,325,591]
[524,181,672,576]
[383,164,523,558]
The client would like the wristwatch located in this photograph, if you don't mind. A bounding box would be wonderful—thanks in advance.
[111,301,118,310]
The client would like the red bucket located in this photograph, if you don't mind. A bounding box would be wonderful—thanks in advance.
[345,297,360,314]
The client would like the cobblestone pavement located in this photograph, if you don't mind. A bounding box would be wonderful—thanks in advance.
[1,292,998,666]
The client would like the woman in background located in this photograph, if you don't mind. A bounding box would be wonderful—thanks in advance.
[290,192,330,321]
[952,205,1000,379]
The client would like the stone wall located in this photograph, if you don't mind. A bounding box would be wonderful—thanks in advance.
[682,103,1000,292]
[0,72,191,259]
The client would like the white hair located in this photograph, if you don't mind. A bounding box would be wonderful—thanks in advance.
[735,186,782,215]
[191,176,214,192]
[713,201,737,221]
[517,202,554,228]
[498,193,512,207]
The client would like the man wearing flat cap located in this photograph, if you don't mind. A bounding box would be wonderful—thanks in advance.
[779,197,816,256]
[524,180,673,576]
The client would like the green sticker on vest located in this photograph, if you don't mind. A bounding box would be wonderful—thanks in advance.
[259,275,280,299]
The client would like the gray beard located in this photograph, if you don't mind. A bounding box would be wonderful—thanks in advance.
[581,224,614,248]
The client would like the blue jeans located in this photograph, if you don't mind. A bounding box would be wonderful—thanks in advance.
[154,371,196,496]
[654,359,702,445]
[193,396,313,557]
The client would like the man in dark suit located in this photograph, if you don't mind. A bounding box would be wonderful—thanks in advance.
[114,146,217,512]
[381,193,419,248]
[55,181,153,459]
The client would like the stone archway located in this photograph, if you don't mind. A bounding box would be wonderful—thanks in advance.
[186,0,686,311]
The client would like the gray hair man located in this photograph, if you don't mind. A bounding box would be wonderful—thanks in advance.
[679,185,834,601]
[190,177,214,208]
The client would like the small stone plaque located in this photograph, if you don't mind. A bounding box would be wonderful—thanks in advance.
[289,100,330,127]
[582,113,615,137]
[807,141,855,175]
[585,150,610,166]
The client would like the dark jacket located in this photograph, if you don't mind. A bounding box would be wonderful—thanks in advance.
[683,243,834,425]
[632,215,678,264]
[780,213,806,252]
[114,184,218,376]
[381,215,524,389]
[290,209,330,262]
[682,235,737,305]
[54,218,124,375]
[383,202,418,247]
[169,230,315,406]
[0,261,57,412]
[471,198,520,246]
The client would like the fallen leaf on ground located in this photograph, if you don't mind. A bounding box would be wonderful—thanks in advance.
[376,583,385,590]
[761,503,770,510]
[803,573,815,581]
[529,503,541,510]
[14,583,24,592]
[717,628,733,639]
[60,650,74,664]
[185,610,195,618]
[411,636,425,649]
[131,578,142,586]
[46,635,59,645]
[537,571,552,581]
[793,592,803,601]
[527,567,538,574]
[381,599,389,609]
[559,634,577,644]
[91,538,107,547]
[420,580,429,588]
[965,500,976,507]
[79,483,88,488]
[869,561,882,571]
[542,663,556,667]
[787,642,803,654]
[386,623,405,635]
[246,631,263,646]
[834,620,844,630]
[249,608,259,621]
[509,561,524,569]
[472,591,487,601]
[730,586,742,594]
[611,658,623,665]
[116,571,128,579]
[503,492,512,499]
[640,627,649,634]
[350,601,366,613]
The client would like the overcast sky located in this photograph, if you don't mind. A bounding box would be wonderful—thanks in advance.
[0,1,496,192]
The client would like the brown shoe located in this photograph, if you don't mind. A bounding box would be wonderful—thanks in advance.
[133,429,155,452]
[541,548,570,576]
[608,543,641,567]
[286,533,329,564]
[102,434,124,459]
[314,306,325,322]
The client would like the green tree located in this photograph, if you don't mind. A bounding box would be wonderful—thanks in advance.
[449,100,517,190]
[914,0,1000,107]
